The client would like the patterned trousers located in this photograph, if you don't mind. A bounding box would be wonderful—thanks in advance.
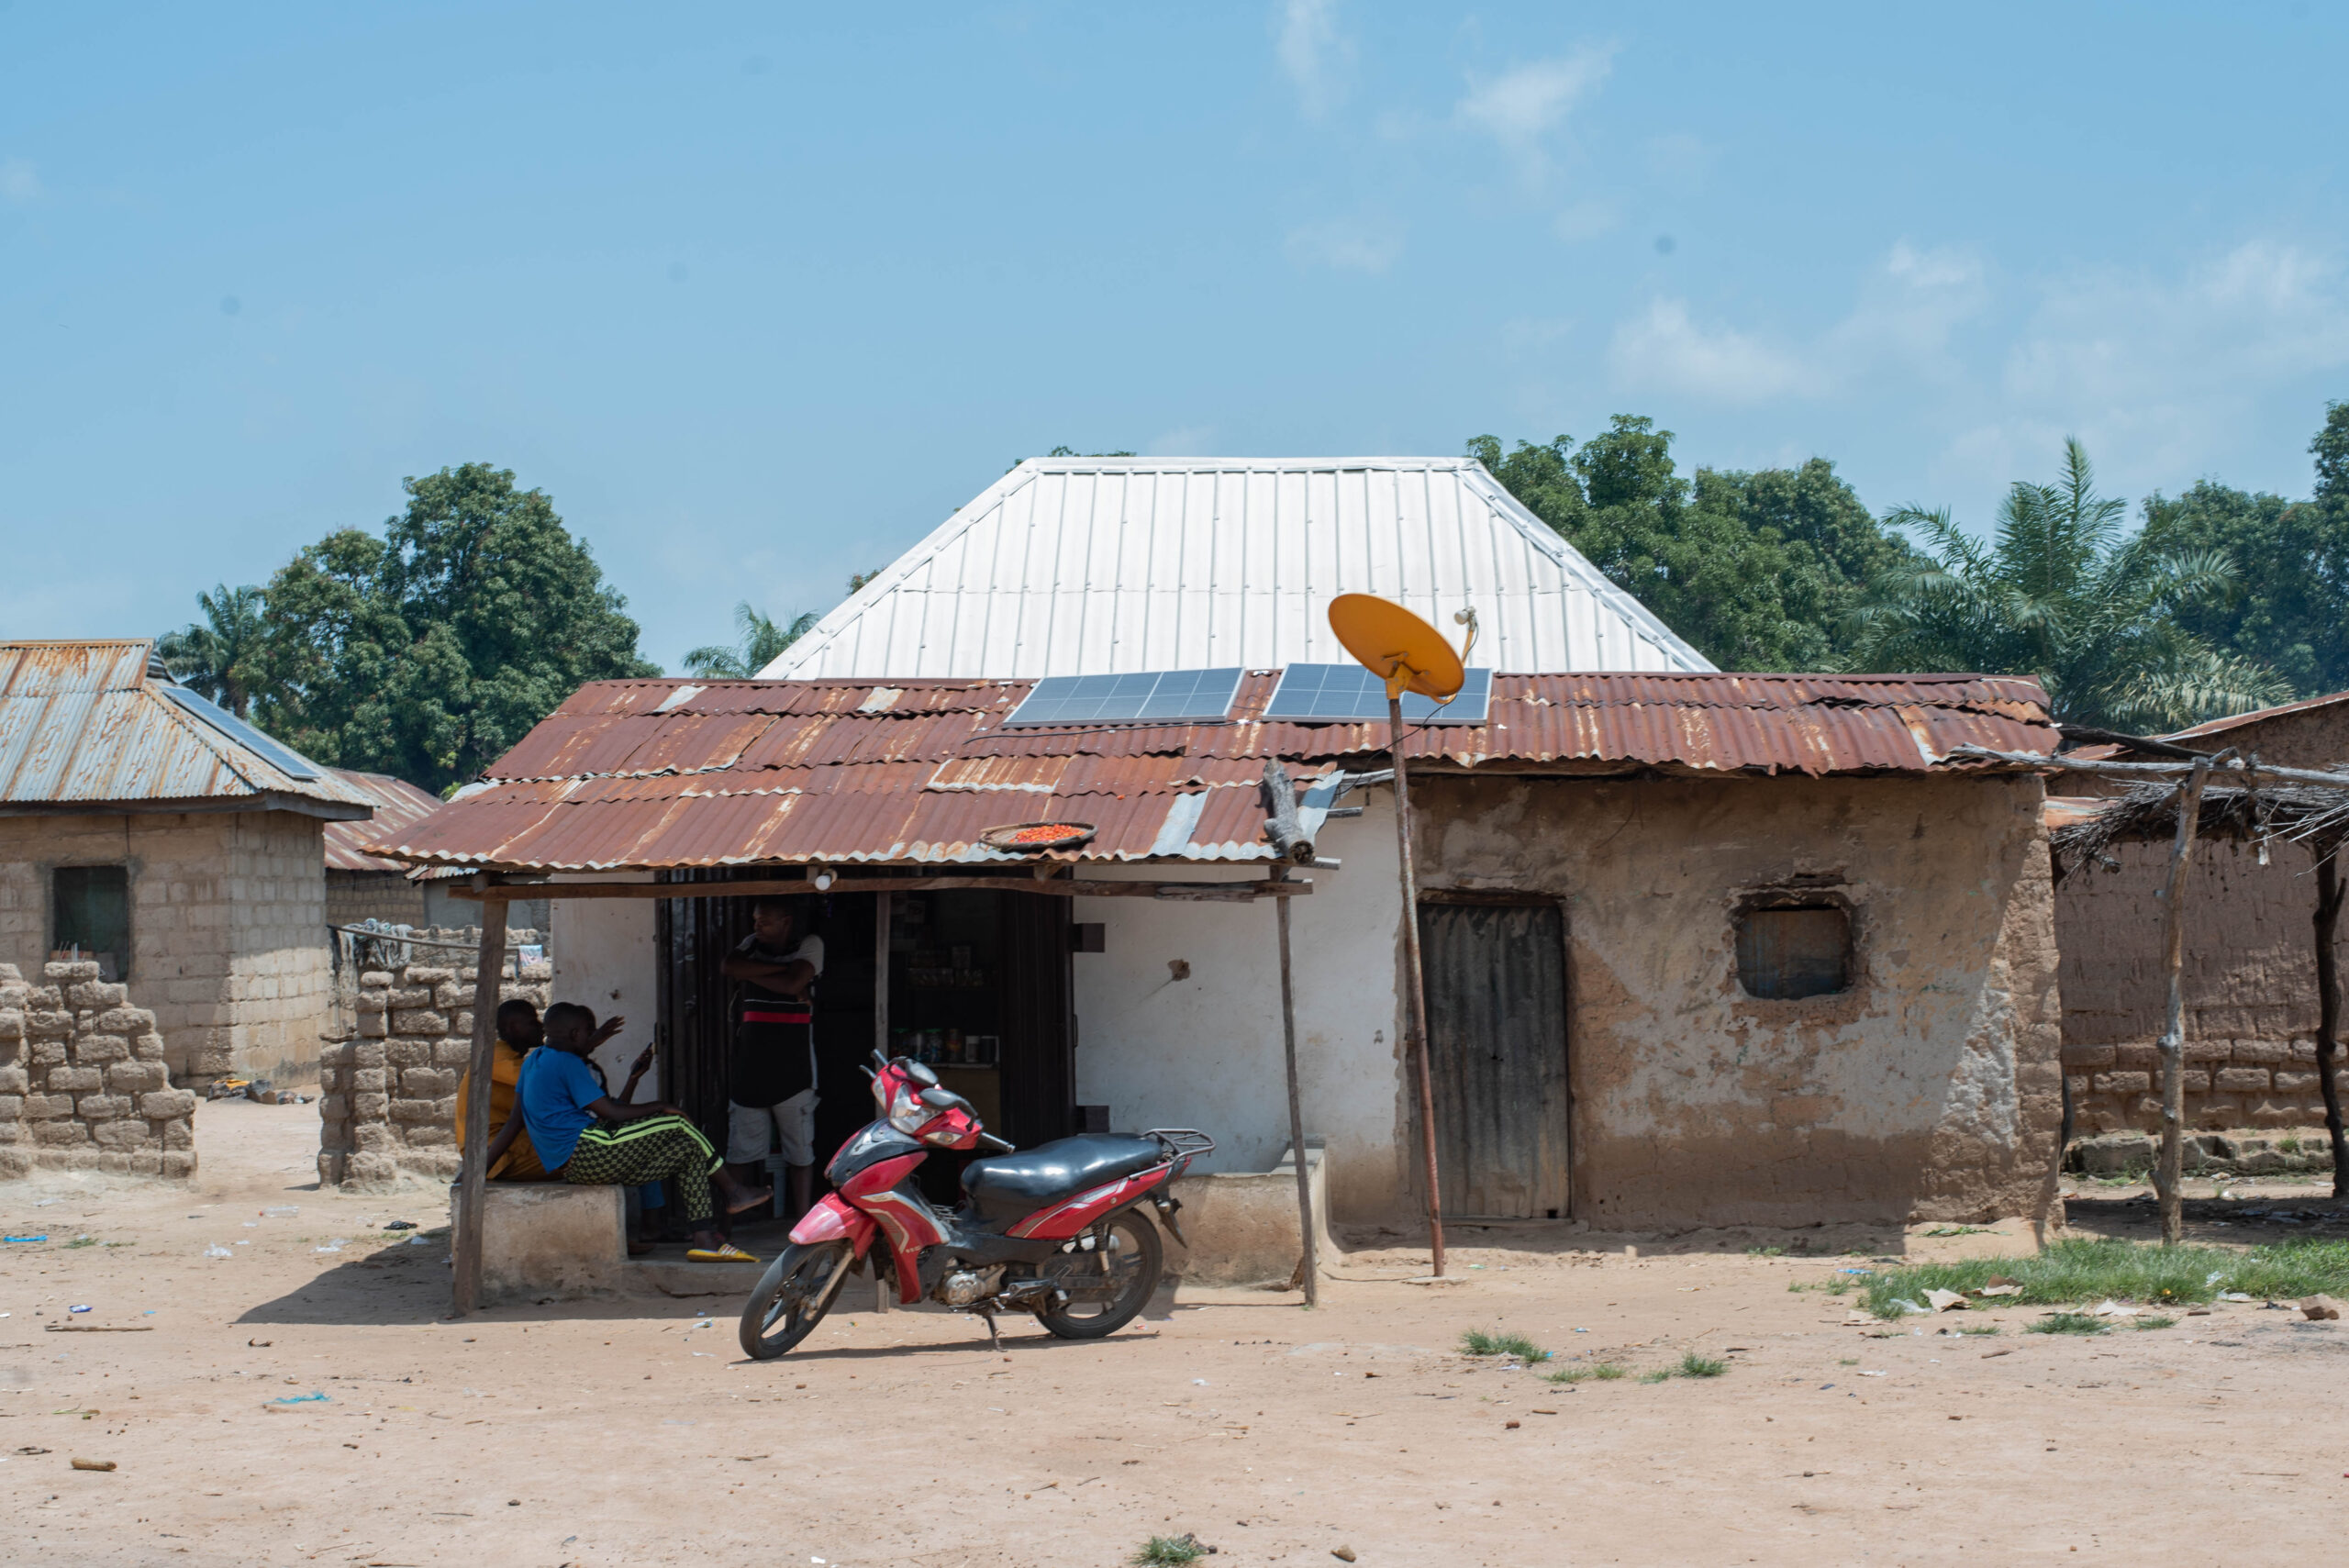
[562,1117,721,1225]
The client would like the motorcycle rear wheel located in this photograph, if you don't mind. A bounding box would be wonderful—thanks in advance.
[740,1240,854,1361]
[1035,1208,1163,1340]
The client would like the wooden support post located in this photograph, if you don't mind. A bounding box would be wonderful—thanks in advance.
[1388,691,1445,1277]
[2315,849,2346,1203]
[874,890,892,1062]
[1272,862,1318,1306]
[451,893,511,1316]
[2154,756,2214,1246]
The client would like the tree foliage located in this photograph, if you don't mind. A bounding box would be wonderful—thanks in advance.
[2141,402,2349,700]
[250,463,656,792]
[157,584,267,717]
[1469,418,1914,670]
[1846,439,2289,730]
[683,603,821,678]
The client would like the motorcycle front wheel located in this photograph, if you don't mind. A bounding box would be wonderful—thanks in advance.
[1035,1208,1163,1340]
[740,1240,856,1361]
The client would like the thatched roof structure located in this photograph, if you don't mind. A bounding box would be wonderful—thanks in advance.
[2053,782,2349,879]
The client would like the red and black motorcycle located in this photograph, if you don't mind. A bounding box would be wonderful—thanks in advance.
[738,1051,1213,1359]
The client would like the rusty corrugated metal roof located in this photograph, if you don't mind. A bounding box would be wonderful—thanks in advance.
[322,770,449,870]
[0,640,375,816]
[367,669,2055,873]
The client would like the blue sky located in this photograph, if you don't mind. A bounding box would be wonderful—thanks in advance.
[5,3,2345,671]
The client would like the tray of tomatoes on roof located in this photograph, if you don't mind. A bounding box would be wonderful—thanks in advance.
[979,821,1097,853]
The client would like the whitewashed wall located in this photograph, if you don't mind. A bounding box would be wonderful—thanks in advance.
[1071,796,1408,1224]
[549,874,662,1100]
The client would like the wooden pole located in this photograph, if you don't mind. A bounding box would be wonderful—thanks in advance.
[1388,691,1445,1276]
[451,893,511,1316]
[2154,756,2214,1246]
[1272,862,1318,1305]
[874,889,893,1062]
[2315,849,2346,1202]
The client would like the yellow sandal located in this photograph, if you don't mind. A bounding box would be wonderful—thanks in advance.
[685,1243,759,1262]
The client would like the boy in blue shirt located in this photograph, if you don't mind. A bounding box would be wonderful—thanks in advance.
[495,1002,768,1261]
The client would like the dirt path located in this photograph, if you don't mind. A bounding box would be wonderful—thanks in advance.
[4,1104,2344,1567]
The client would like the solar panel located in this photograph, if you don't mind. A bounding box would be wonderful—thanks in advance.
[1003,667,1246,727]
[161,685,326,780]
[1263,664,1494,725]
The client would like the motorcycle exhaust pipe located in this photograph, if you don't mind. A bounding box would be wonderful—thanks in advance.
[1150,1191,1189,1251]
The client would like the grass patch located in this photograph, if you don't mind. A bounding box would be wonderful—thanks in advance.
[1459,1329,1548,1362]
[2133,1315,2179,1330]
[1921,1226,1992,1238]
[1858,1238,2349,1320]
[1133,1535,1207,1566]
[2028,1313,2105,1336]
[1956,1324,2000,1336]
[1676,1352,1730,1378]
[62,1237,96,1250]
[1545,1362,1626,1385]
[1637,1369,1673,1384]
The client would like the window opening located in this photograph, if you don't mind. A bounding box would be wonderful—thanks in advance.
[1734,903,1849,1000]
[54,865,131,981]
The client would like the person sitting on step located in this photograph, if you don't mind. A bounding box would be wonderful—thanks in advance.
[492,1001,769,1262]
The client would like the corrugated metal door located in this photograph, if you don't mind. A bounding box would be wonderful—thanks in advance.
[1417,899,1570,1219]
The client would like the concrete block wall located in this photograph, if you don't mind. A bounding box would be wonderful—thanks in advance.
[0,810,335,1092]
[0,961,197,1178]
[317,957,551,1188]
[325,871,428,929]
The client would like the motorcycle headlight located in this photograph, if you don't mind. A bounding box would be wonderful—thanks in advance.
[886,1083,930,1136]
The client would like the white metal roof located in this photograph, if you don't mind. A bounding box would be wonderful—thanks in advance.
[758,456,1714,680]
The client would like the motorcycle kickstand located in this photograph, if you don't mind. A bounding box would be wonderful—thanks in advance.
[973,1308,1003,1352]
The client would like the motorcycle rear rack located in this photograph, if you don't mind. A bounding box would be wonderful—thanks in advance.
[1143,1128,1217,1162]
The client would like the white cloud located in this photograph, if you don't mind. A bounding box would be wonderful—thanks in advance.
[0,158,40,203]
[1608,242,1987,404]
[1283,217,1401,274]
[1455,46,1616,173]
[1275,0,1350,120]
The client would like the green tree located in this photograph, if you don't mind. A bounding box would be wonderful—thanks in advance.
[683,603,820,678]
[1847,438,2289,730]
[2141,403,2349,698]
[255,463,657,792]
[1469,419,1911,669]
[157,583,268,717]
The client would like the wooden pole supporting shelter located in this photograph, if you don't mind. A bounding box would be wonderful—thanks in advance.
[2154,754,2216,1246]
[451,890,511,1315]
[2316,850,2347,1202]
[1387,692,1446,1277]
[874,890,892,1058]
[1270,861,1317,1306]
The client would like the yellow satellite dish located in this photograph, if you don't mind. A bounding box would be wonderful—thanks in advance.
[1327,593,1465,702]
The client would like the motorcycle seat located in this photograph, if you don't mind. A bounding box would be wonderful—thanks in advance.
[961,1133,1166,1225]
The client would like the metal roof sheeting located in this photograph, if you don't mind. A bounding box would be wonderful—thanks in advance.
[322,770,450,870]
[757,457,1715,681]
[368,670,2055,873]
[0,640,375,815]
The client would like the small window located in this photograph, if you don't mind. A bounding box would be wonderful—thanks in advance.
[1735,904,1849,1000]
[54,865,131,981]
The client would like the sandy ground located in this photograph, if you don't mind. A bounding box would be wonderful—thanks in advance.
[4,1103,2347,1568]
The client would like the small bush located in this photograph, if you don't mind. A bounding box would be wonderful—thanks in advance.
[1676,1352,1729,1378]
[1134,1535,1207,1566]
[1459,1329,1547,1362]
[1546,1362,1625,1384]
[2028,1313,2104,1335]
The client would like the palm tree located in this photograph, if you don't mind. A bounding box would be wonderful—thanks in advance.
[682,602,820,679]
[157,584,268,717]
[1846,439,2290,732]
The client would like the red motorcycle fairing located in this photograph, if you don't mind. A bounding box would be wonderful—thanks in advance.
[1006,1163,1176,1240]
[789,1195,877,1253]
[839,1151,946,1304]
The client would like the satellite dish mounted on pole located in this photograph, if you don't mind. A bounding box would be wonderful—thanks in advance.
[1327,592,1468,1277]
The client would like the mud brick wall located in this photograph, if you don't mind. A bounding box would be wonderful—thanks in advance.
[2058,835,2349,1136]
[316,958,551,1188]
[0,961,198,1179]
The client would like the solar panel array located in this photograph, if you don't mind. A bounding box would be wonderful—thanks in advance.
[1262,664,1494,725]
[161,685,326,780]
[1003,667,1247,727]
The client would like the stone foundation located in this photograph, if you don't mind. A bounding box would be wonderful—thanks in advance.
[0,961,197,1179]
[317,957,551,1188]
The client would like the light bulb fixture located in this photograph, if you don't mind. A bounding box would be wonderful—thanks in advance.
[812,867,835,891]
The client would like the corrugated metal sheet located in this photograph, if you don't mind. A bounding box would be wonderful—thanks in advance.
[367,669,2057,873]
[0,640,374,814]
[322,770,449,870]
[756,458,1715,681]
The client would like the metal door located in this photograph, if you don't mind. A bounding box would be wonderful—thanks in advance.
[1417,899,1570,1218]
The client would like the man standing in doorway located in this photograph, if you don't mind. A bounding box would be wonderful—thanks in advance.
[722,895,824,1223]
